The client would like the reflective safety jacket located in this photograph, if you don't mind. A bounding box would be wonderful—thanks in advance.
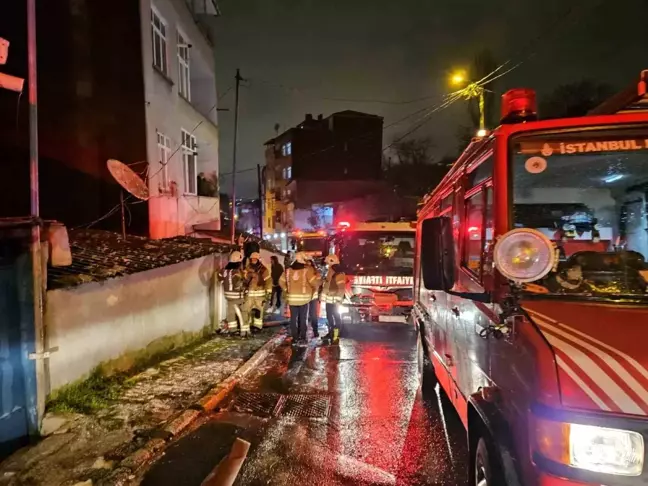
[279,262,319,306]
[245,262,272,299]
[218,263,247,301]
[307,262,322,301]
[321,265,346,304]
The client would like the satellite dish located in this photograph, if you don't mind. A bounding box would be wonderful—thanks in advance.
[107,159,149,201]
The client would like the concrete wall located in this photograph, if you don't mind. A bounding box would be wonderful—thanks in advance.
[45,247,284,393]
[46,254,224,392]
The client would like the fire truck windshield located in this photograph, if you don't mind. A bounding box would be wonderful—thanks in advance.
[511,128,648,299]
[298,237,326,253]
[337,231,415,276]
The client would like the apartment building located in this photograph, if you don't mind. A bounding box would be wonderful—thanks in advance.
[263,111,384,240]
[144,0,222,238]
[0,0,221,238]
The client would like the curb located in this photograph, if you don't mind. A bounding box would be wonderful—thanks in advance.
[197,332,286,412]
[108,331,287,482]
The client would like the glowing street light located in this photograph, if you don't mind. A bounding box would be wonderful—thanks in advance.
[449,69,486,132]
[450,70,467,87]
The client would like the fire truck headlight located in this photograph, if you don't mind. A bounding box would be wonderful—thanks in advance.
[570,423,643,476]
[493,228,556,283]
[534,417,644,476]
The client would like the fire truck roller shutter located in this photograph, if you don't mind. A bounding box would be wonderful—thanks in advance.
[467,392,524,486]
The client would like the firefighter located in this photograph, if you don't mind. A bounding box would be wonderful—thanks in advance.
[279,252,319,346]
[245,252,272,332]
[217,251,249,336]
[305,255,323,338]
[242,235,260,267]
[321,254,346,344]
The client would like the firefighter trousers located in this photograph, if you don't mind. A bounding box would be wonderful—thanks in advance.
[248,296,266,330]
[289,304,308,341]
[325,303,342,334]
[308,299,320,336]
[224,298,248,335]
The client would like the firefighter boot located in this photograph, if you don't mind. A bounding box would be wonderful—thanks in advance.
[332,328,340,345]
[251,306,264,332]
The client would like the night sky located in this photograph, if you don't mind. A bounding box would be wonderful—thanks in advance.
[213,0,648,198]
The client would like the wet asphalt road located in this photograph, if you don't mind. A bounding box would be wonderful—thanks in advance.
[141,321,469,486]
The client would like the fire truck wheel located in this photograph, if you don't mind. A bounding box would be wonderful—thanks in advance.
[417,335,436,389]
[417,336,424,383]
[473,436,504,486]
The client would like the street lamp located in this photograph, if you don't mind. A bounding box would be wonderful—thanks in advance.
[449,69,486,133]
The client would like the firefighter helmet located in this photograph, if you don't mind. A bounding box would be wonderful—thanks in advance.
[325,254,339,266]
[229,251,243,263]
[250,252,261,261]
[295,252,307,264]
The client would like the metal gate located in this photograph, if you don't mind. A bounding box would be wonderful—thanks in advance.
[0,260,30,459]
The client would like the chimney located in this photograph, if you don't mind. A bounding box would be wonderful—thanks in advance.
[305,114,313,121]
[317,114,323,120]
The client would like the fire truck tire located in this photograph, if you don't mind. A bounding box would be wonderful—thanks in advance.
[417,333,436,389]
[473,435,505,486]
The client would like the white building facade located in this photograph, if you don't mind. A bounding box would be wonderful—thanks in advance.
[140,0,221,238]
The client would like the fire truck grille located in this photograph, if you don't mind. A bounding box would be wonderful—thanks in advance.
[228,392,331,419]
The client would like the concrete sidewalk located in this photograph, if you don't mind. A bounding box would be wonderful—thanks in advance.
[0,328,283,486]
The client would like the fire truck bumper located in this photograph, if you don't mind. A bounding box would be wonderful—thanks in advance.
[538,473,598,485]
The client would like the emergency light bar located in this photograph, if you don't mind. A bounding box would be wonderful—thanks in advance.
[501,88,538,124]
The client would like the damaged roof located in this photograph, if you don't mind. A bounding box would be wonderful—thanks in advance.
[47,230,234,290]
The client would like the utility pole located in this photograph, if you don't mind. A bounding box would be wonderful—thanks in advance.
[230,69,243,243]
[257,164,263,239]
[28,0,47,427]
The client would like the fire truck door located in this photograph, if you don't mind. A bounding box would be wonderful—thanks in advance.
[487,321,538,482]
[447,295,496,425]
[445,294,471,418]
[418,287,451,395]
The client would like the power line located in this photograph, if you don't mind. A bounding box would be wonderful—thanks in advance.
[246,77,438,105]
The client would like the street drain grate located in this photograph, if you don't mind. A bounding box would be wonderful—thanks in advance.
[229,392,330,419]
[229,392,284,417]
[278,394,331,418]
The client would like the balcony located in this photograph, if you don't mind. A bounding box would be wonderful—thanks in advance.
[185,0,221,16]
[184,0,221,44]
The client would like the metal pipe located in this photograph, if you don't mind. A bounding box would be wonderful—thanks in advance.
[28,0,47,427]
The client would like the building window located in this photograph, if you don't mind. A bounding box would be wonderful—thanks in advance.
[181,129,197,194]
[157,132,171,189]
[177,31,190,100]
[281,142,292,156]
[286,166,292,179]
[151,8,168,75]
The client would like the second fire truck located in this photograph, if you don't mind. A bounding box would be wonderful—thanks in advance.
[329,220,416,322]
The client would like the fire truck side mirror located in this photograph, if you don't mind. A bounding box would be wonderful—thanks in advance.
[421,217,456,291]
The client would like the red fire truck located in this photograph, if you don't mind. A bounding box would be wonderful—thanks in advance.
[413,70,648,486]
[330,220,416,322]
